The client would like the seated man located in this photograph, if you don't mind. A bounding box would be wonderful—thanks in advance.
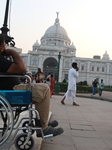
[0,34,64,137]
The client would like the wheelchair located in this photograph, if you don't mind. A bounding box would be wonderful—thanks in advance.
[0,73,53,150]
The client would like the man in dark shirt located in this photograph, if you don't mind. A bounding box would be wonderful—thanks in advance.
[0,34,64,137]
[0,34,26,89]
[0,55,20,89]
[91,79,99,96]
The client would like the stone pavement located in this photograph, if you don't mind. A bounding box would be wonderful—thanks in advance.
[0,110,52,150]
[76,91,112,102]
[1,91,112,150]
[0,111,43,150]
[40,91,112,150]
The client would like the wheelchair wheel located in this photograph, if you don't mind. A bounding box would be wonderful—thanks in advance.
[15,133,34,150]
[0,94,14,146]
[22,121,35,135]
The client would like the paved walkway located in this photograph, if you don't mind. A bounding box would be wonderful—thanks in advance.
[62,91,112,102]
[40,91,112,150]
[76,91,112,102]
[1,91,112,150]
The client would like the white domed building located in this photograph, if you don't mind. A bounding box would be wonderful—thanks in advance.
[20,13,112,86]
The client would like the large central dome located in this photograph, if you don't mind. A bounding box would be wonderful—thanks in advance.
[45,19,68,36]
[41,13,71,47]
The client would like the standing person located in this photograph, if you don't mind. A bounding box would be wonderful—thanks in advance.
[32,75,36,83]
[35,68,45,83]
[46,72,51,87]
[99,79,104,96]
[50,74,55,97]
[46,73,51,80]
[0,34,64,137]
[91,79,99,96]
[46,78,51,87]
[61,62,79,106]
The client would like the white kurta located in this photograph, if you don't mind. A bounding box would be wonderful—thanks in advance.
[64,68,79,102]
[68,68,79,91]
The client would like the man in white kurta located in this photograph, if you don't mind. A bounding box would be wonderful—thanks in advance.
[61,62,79,106]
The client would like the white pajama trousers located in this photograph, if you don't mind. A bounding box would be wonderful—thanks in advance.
[64,90,76,102]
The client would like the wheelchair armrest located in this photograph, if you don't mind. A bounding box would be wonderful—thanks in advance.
[0,73,25,77]
[0,73,24,75]
[0,73,32,84]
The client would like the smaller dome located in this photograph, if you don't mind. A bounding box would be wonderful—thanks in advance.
[102,51,110,60]
[33,40,39,47]
[68,43,76,52]
[69,43,76,50]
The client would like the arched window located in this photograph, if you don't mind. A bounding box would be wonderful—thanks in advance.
[81,66,84,71]
[65,61,70,68]
[43,57,58,79]
[92,66,94,71]
[97,67,99,71]
[102,67,104,72]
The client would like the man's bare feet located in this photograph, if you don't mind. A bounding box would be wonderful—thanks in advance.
[61,97,66,105]
[61,100,65,105]
[73,102,79,106]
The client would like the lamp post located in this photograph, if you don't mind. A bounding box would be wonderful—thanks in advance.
[54,52,61,94]
[0,0,15,46]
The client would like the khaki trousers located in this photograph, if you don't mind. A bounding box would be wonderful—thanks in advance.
[13,83,50,130]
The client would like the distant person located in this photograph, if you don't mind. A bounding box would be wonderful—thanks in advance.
[35,68,45,83]
[32,75,36,83]
[20,77,26,84]
[50,75,55,97]
[61,62,79,106]
[46,78,51,87]
[99,79,104,97]
[46,73,51,80]
[91,79,99,96]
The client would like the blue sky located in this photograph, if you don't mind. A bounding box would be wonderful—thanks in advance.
[0,0,112,59]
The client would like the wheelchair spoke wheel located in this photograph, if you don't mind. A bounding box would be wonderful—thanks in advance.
[0,95,14,146]
[22,121,35,135]
[15,133,34,150]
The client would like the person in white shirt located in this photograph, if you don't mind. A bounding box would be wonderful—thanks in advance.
[46,73,51,80]
[61,62,79,106]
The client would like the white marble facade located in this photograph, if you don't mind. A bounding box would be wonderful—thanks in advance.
[20,13,112,86]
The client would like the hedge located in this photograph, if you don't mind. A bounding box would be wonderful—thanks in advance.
[59,82,68,92]
[58,80,112,93]
[58,82,95,93]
